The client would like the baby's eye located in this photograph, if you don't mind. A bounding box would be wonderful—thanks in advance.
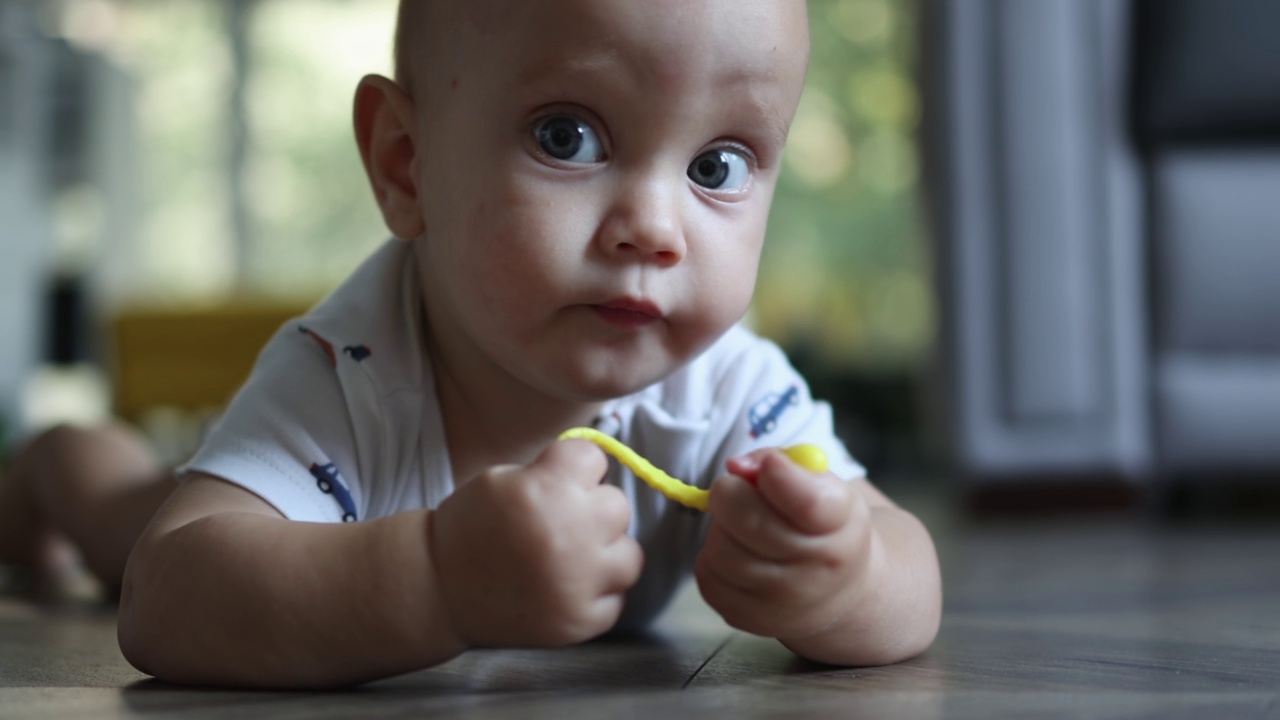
[534,116,604,164]
[687,149,751,191]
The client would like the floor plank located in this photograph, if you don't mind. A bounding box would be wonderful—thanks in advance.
[3,494,1280,719]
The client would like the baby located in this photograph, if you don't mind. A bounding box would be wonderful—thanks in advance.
[0,0,941,688]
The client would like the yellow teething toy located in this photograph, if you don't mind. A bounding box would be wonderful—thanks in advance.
[557,427,829,512]
[779,443,829,473]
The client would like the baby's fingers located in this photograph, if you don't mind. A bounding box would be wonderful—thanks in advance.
[755,452,853,535]
[533,439,609,489]
[591,484,634,543]
[708,475,808,562]
[600,535,644,596]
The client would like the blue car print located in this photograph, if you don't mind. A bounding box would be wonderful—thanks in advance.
[310,462,358,522]
[748,385,800,439]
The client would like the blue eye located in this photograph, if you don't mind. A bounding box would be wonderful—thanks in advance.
[688,149,751,191]
[535,116,604,164]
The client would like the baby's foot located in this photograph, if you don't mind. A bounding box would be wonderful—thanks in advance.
[0,438,94,600]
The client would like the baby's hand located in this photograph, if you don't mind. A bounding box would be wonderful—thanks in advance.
[430,440,643,649]
[695,450,874,642]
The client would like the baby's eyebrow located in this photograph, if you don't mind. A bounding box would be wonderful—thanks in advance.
[751,101,794,155]
[723,81,794,157]
[516,50,621,87]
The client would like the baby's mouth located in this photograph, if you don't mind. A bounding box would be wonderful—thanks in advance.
[591,298,663,328]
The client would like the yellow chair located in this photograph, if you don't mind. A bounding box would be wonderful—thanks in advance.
[108,300,312,422]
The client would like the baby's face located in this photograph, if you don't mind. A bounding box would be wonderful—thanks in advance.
[409,0,809,401]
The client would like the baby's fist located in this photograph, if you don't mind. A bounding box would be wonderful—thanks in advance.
[696,450,871,640]
[431,440,643,649]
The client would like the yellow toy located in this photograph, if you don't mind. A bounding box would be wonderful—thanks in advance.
[557,427,829,512]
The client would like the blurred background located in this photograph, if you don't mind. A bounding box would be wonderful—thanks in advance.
[0,0,929,474]
[4,0,1280,514]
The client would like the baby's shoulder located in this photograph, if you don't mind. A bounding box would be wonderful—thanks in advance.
[270,239,426,395]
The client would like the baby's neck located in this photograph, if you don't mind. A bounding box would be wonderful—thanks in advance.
[450,398,599,483]
[430,357,603,485]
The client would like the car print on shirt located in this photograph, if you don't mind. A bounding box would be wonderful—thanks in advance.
[309,462,357,522]
[748,384,800,439]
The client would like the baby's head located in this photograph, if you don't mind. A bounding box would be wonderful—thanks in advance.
[357,0,809,403]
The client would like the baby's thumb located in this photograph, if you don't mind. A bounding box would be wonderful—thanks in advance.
[755,452,851,535]
[534,438,609,488]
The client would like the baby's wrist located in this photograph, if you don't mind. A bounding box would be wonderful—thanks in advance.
[419,509,473,657]
[783,528,881,644]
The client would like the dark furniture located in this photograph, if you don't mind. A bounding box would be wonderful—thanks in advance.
[925,0,1280,487]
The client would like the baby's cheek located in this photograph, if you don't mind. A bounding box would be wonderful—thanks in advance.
[702,267,758,330]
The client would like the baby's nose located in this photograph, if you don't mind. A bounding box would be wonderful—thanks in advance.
[597,178,686,265]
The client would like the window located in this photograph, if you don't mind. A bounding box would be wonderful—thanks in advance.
[85,0,931,371]
[763,0,930,374]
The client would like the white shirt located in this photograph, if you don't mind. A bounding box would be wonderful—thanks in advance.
[185,238,864,629]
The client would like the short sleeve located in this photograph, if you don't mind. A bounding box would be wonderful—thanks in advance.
[181,322,364,523]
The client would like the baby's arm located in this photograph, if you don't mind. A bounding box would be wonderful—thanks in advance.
[117,473,462,688]
[696,452,941,666]
[118,439,641,689]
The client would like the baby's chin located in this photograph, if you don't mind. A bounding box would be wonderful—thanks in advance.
[546,368,667,403]
[495,324,730,403]
[525,354,685,404]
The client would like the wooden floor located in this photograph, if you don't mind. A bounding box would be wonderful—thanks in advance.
[2,487,1279,719]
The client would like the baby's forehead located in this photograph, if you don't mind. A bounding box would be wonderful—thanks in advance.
[396,0,511,88]
[403,0,808,86]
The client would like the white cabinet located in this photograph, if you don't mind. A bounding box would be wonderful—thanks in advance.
[0,2,53,444]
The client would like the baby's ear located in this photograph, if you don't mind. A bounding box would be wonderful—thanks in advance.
[354,74,424,241]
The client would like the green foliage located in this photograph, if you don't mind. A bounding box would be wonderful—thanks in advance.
[761,0,930,371]
[117,0,931,370]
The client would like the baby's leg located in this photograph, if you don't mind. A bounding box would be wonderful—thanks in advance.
[0,423,175,593]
